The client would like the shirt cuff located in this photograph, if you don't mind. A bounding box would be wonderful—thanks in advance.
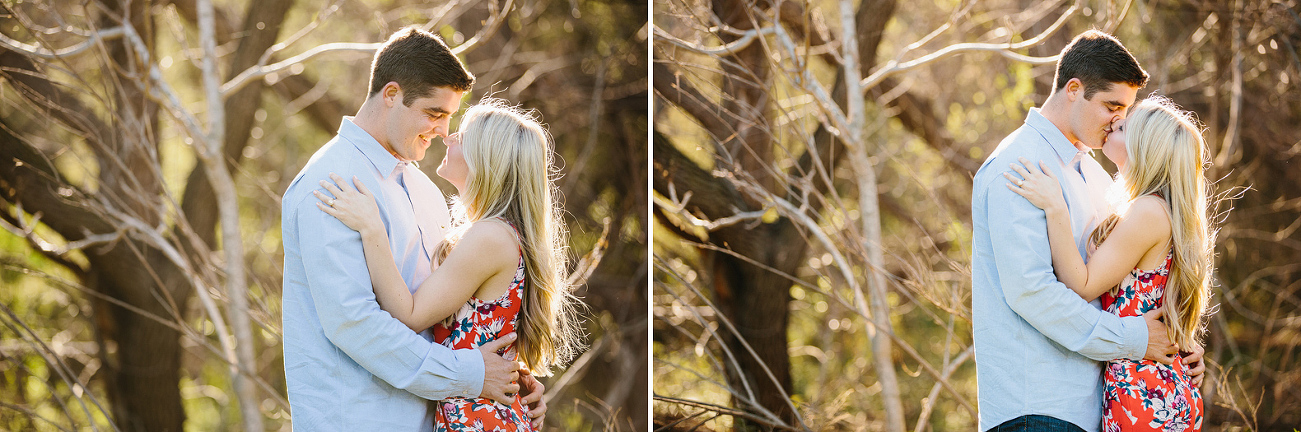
[455,348,487,398]
[1121,314,1149,361]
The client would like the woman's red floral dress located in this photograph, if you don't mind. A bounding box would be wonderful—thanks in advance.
[430,250,532,432]
[1100,251,1202,432]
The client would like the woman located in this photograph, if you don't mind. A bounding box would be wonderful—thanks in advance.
[314,98,582,431]
[1005,96,1210,432]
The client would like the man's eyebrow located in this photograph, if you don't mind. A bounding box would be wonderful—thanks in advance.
[1104,100,1127,109]
[423,107,453,116]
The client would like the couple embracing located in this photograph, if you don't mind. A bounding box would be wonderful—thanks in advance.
[281,27,581,431]
[974,31,1215,432]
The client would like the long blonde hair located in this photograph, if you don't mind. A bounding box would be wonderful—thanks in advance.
[1090,96,1214,350]
[434,98,582,376]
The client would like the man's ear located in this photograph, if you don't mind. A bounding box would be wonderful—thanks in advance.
[382,82,402,107]
[1064,78,1083,102]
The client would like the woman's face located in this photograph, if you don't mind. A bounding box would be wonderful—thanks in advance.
[436,131,469,193]
[1103,117,1129,170]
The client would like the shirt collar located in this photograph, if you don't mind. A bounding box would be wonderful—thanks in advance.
[337,116,408,179]
[1025,107,1092,163]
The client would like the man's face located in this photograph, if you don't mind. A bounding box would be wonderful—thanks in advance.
[435,130,469,193]
[383,85,464,162]
[1066,79,1139,149]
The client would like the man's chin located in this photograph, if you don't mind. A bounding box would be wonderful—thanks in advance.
[408,150,427,163]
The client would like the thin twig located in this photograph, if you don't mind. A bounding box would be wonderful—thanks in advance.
[858,0,1079,90]
[0,27,126,59]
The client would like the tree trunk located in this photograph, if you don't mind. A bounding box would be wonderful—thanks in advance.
[97,269,189,432]
[712,224,804,427]
[87,2,193,430]
[654,132,801,428]
[703,2,798,427]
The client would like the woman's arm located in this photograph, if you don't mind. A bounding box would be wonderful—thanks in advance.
[1004,159,1090,293]
[404,222,517,331]
[1040,203,1089,295]
[316,174,516,332]
[1006,159,1167,301]
[315,174,421,328]
[354,223,421,325]
[1075,198,1170,299]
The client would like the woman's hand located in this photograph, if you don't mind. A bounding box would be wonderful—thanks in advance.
[1004,157,1066,212]
[315,173,382,235]
[519,367,548,429]
[1182,342,1206,387]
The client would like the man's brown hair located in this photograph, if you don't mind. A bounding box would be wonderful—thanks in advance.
[1053,30,1149,99]
[368,27,475,105]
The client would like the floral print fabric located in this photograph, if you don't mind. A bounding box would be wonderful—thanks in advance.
[1100,251,1202,432]
[431,251,532,432]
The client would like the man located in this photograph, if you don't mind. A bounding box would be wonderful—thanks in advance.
[971,30,1203,432]
[282,27,545,431]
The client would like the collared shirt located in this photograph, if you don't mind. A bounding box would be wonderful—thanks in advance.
[971,108,1148,432]
[282,117,476,431]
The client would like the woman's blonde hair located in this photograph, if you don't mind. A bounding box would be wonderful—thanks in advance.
[434,98,582,376]
[1090,95,1214,350]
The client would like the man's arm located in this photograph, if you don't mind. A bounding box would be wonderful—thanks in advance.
[294,191,487,399]
[983,171,1150,362]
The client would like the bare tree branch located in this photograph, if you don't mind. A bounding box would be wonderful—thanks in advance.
[859,0,1078,90]
[0,26,126,59]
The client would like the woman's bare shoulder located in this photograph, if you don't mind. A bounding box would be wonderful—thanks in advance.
[1118,195,1172,237]
[459,219,522,258]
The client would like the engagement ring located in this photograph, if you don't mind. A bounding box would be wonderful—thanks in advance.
[327,198,336,207]
[1015,179,1024,187]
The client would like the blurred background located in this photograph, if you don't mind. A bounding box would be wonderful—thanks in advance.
[0,0,646,431]
[654,0,1298,430]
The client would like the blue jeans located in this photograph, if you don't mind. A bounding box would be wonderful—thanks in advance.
[987,415,1087,432]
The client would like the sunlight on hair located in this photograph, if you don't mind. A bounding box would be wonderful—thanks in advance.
[1097,95,1213,350]
[434,98,584,376]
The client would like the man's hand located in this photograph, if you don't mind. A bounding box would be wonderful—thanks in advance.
[519,366,548,429]
[1143,308,1178,365]
[1182,342,1206,387]
[478,334,521,405]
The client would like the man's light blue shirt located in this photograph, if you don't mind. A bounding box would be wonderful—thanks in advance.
[971,108,1148,432]
[282,117,481,431]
